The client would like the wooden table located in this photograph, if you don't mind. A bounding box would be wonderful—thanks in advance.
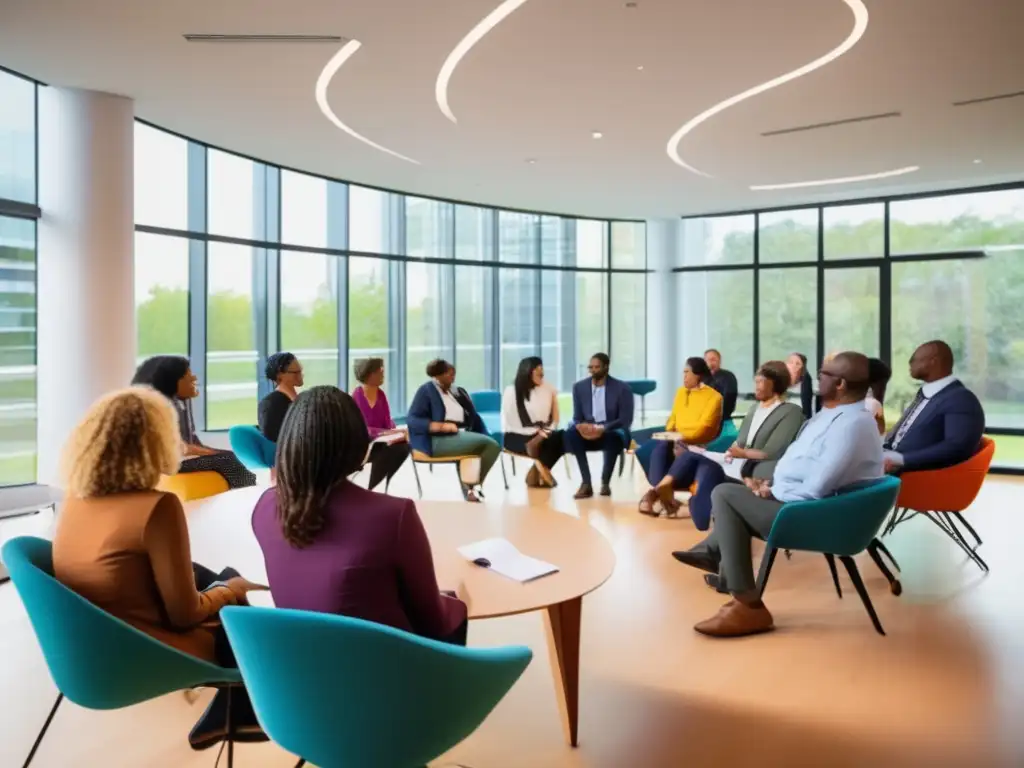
[185,486,616,747]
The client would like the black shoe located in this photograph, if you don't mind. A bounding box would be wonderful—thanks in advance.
[574,483,594,499]
[599,483,612,497]
[671,549,721,574]
[189,688,269,751]
[704,574,730,594]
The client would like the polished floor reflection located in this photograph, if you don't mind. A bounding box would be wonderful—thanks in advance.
[1,457,1022,767]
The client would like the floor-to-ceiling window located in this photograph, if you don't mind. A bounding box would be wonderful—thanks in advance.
[0,69,38,486]
[675,187,1024,471]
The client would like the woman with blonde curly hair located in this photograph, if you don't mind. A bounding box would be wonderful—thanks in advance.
[52,387,267,751]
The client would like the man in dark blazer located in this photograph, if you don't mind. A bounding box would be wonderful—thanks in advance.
[884,340,985,473]
[705,348,739,422]
[564,353,634,499]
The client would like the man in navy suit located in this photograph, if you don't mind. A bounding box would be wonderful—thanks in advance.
[883,340,985,473]
[564,353,634,499]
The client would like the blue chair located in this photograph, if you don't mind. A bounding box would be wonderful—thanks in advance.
[1,536,245,767]
[755,476,902,636]
[220,606,532,768]
[624,379,657,424]
[229,424,276,470]
[469,390,502,435]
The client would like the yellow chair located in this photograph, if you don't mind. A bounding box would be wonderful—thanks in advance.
[410,450,476,499]
[157,472,229,503]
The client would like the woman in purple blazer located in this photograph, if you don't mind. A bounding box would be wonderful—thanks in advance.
[251,386,467,644]
[351,357,411,491]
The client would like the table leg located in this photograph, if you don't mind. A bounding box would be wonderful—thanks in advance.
[544,596,582,747]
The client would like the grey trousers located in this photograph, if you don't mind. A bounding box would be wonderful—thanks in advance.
[691,483,784,594]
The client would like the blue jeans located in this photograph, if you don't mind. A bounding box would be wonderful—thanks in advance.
[644,444,727,531]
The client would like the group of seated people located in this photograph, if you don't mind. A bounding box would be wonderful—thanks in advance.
[658,340,985,638]
[52,379,470,749]
[43,336,988,751]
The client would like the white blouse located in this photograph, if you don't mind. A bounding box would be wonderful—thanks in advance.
[502,382,558,435]
[434,382,465,424]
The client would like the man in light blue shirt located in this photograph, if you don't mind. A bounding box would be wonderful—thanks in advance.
[591,380,607,423]
[673,352,882,638]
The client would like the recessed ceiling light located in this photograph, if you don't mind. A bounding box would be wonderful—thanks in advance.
[591,131,604,139]
[315,40,420,164]
[636,65,644,71]
[435,0,533,123]
[973,158,982,164]
[749,165,920,191]
[667,0,869,177]
[526,158,537,164]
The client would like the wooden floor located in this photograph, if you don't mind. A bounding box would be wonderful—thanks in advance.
[1,457,1023,768]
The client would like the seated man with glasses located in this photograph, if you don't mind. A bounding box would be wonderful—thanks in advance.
[672,351,883,638]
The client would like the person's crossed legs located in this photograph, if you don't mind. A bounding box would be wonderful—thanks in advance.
[672,483,783,637]
[564,426,625,498]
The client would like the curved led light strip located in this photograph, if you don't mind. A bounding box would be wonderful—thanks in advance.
[316,39,420,164]
[749,165,919,191]
[667,0,869,177]
[435,0,533,123]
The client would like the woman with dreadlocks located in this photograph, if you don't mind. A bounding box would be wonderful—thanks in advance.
[251,386,468,644]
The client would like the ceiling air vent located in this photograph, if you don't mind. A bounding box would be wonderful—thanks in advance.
[952,89,1024,107]
[183,34,346,43]
[761,111,901,137]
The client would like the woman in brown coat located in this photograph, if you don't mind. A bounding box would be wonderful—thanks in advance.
[52,386,265,751]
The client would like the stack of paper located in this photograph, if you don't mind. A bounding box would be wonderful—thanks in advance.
[457,537,559,583]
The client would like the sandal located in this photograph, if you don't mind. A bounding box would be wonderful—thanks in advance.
[656,483,677,511]
[638,490,660,516]
[663,498,684,518]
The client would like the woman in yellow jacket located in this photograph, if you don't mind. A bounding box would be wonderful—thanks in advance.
[639,356,723,516]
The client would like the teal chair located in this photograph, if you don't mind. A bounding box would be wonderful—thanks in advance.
[2,536,245,767]
[229,424,276,470]
[704,419,739,453]
[755,476,902,636]
[220,605,532,768]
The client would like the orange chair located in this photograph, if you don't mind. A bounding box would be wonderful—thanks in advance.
[882,437,995,572]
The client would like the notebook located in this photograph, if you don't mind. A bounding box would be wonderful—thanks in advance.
[457,537,560,583]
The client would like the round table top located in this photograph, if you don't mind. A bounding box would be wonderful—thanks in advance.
[184,486,616,620]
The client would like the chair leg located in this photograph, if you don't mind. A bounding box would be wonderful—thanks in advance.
[824,554,843,598]
[22,692,63,768]
[412,461,423,498]
[755,547,779,598]
[618,449,626,477]
[564,455,572,479]
[294,760,306,768]
[938,512,990,572]
[500,454,509,490]
[951,511,983,548]
[872,538,900,572]
[225,686,235,768]
[866,539,902,596]
[839,556,886,636]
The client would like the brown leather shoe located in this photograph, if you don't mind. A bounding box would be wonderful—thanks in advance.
[574,483,594,499]
[694,600,775,638]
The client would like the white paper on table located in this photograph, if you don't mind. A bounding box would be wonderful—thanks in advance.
[457,537,559,583]
[689,448,746,481]
[652,431,682,441]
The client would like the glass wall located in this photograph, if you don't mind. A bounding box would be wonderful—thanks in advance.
[125,120,643,430]
[676,187,1024,470]
[0,69,37,486]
